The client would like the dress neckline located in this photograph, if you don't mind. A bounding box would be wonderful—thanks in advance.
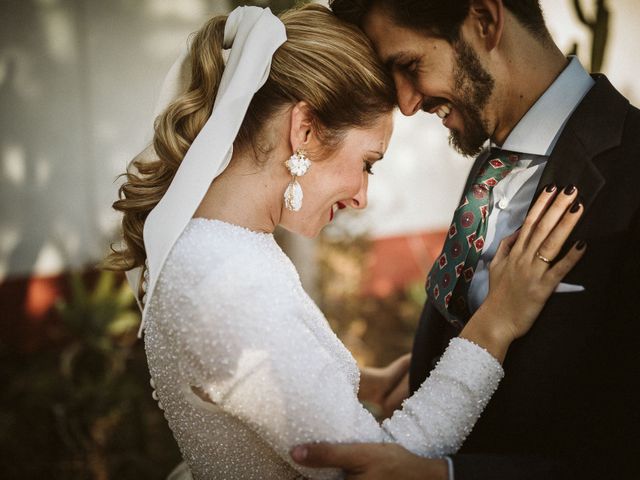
[190,217,274,238]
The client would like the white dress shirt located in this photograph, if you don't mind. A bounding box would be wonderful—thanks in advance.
[466,57,594,313]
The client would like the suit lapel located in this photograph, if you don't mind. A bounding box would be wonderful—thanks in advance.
[536,124,605,214]
[533,75,629,215]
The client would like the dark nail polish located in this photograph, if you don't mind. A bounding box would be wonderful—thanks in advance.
[576,240,587,250]
[564,184,576,195]
[545,184,556,193]
[570,201,582,213]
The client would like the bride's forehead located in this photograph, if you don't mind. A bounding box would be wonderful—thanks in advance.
[340,127,392,155]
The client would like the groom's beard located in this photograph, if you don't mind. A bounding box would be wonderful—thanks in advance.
[447,40,495,157]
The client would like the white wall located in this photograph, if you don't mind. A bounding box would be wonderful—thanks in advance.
[0,0,229,280]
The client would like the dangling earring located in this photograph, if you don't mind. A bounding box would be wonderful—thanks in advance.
[284,149,311,211]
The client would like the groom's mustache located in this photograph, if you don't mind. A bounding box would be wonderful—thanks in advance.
[422,97,451,113]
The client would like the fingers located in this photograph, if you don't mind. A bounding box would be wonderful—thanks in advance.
[382,354,411,395]
[382,372,409,419]
[535,200,584,263]
[545,241,587,286]
[515,184,558,251]
[525,185,578,257]
[492,229,520,265]
[291,443,368,469]
[389,353,411,370]
[389,353,411,377]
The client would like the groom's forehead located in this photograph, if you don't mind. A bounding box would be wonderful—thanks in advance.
[363,10,440,68]
[365,20,444,70]
[363,11,413,57]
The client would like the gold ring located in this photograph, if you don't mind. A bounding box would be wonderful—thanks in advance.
[535,251,552,264]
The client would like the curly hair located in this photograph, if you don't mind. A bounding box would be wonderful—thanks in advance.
[103,4,396,303]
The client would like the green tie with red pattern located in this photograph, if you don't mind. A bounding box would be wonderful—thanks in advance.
[426,149,519,329]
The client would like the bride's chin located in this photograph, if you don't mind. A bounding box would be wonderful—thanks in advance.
[280,221,322,239]
[300,224,322,239]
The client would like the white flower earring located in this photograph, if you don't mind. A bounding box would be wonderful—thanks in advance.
[284,149,311,211]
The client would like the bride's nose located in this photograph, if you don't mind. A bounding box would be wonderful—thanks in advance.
[348,177,368,210]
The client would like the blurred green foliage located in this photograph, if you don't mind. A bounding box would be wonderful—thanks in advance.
[1,271,181,480]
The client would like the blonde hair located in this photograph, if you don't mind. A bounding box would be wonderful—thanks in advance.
[103,4,396,301]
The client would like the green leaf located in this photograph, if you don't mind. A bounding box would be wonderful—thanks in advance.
[107,312,140,336]
[91,270,116,303]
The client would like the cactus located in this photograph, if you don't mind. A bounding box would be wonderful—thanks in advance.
[572,0,610,72]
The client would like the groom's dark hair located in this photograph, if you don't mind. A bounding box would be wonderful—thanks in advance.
[329,0,549,43]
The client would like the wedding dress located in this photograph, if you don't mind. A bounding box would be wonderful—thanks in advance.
[144,218,504,480]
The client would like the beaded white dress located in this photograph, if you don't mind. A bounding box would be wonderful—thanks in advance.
[144,219,504,480]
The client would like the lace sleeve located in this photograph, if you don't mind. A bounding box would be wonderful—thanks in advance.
[382,338,504,457]
[183,265,503,478]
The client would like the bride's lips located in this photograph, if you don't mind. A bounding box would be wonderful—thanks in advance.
[329,202,347,221]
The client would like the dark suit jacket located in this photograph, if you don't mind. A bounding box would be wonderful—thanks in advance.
[410,75,640,479]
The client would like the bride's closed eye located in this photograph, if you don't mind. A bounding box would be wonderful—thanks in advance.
[364,150,384,175]
[363,161,375,175]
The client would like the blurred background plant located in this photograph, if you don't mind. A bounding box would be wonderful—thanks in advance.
[317,229,425,368]
[0,271,181,479]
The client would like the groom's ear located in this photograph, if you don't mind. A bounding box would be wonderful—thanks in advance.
[288,101,314,151]
[465,0,504,53]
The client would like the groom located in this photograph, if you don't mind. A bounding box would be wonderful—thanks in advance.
[292,0,640,479]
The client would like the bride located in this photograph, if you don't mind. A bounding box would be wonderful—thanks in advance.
[104,4,585,479]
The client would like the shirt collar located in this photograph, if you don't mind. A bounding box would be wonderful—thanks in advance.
[496,56,594,156]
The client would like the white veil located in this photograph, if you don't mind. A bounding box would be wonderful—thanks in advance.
[125,7,287,337]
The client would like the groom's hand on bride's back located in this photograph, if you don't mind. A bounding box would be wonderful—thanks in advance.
[291,442,448,480]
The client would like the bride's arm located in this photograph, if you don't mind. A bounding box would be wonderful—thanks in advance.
[182,188,584,478]
[185,269,500,478]
[184,265,385,479]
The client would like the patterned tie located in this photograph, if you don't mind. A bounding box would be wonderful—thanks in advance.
[426,149,519,329]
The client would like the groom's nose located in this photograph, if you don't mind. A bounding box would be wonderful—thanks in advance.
[393,71,422,116]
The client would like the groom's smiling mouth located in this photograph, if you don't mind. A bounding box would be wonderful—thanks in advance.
[423,98,453,124]
[435,103,452,120]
